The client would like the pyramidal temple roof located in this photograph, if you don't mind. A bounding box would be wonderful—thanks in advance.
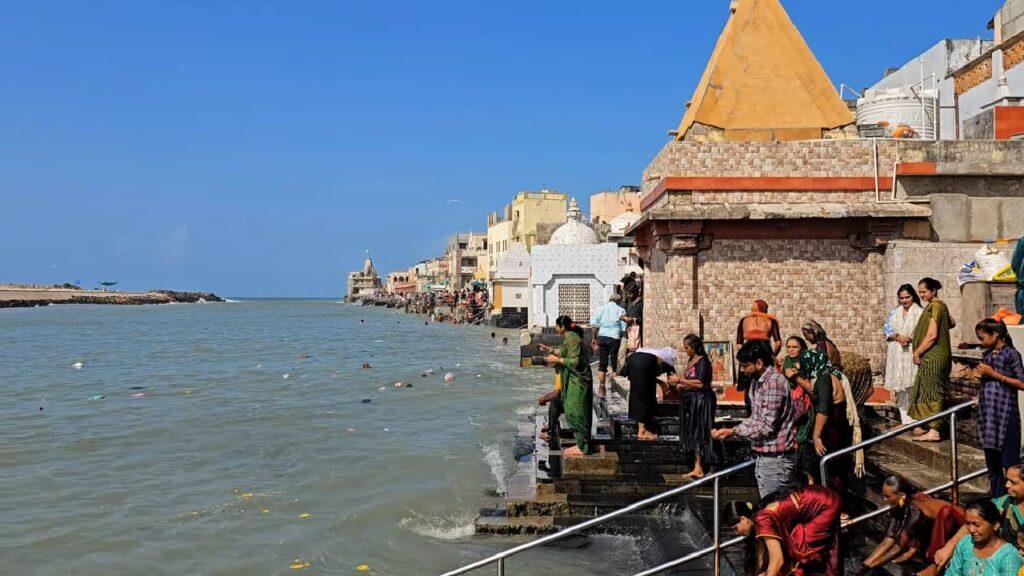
[675,0,854,142]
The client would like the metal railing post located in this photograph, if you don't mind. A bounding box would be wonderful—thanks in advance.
[713,476,721,576]
[950,411,960,506]
[497,558,505,576]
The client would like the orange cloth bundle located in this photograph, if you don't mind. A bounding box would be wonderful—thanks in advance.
[994,307,1023,326]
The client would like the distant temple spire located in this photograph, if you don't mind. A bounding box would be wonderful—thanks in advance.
[675,0,854,142]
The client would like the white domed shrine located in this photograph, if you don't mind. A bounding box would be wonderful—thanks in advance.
[529,198,619,328]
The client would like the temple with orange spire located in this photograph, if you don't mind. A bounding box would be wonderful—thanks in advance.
[630,0,1024,370]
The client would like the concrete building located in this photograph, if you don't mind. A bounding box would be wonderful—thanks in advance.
[445,232,488,291]
[346,255,382,300]
[630,0,1024,371]
[860,39,991,140]
[590,187,640,225]
[385,270,415,295]
[487,191,567,278]
[530,199,619,328]
[953,0,1024,140]
[490,242,531,328]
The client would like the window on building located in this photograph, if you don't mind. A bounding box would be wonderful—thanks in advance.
[557,283,591,323]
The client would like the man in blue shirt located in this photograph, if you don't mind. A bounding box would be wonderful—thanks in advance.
[592,294,627,397]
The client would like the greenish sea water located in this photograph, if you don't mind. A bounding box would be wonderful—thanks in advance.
[0,300,672,575]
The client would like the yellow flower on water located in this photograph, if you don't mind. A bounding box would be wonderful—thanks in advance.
[357,565,370,572]
[261,508,271,514]
[298,513,311,519]
[240,493,254,499]
[290,559,311,570]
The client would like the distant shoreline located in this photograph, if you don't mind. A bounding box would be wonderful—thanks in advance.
[0,285,224,309]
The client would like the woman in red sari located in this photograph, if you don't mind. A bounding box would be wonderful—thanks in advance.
[724,484,844,576]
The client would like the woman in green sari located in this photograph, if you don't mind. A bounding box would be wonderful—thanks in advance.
[910,277,956,442]
[543,315,594,457]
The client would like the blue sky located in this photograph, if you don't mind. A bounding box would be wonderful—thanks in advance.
[0,1,1001,297]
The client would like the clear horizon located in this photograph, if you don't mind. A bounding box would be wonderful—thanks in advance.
[0,0,1001,297]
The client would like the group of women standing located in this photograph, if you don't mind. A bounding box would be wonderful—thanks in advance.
[882,278,955,442]
[883,278,1024,497]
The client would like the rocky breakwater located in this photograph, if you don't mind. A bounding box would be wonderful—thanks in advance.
[0,286,224,308]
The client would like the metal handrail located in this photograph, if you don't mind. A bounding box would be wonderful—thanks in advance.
[442,399,981,576]
[821,399,977,498]
[632,467,987,576]
[437,459,756,576]
[637,399,980,576]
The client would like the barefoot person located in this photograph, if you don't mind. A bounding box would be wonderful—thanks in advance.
[884,284,924,424]
[619,346,676,440]
[975,318,1024,497]
[857,476,964,574]
[591,294,627,398]
[543,315,593,457]
[674,334,716,480]
[910,278,955,442]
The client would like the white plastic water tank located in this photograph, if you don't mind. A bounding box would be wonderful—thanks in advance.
[857,88,938,139]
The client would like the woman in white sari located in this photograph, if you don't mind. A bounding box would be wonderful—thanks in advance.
[884,284,923,423]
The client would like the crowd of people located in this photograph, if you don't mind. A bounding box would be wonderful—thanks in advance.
[536,275,1024,575]
[403,285,490,324]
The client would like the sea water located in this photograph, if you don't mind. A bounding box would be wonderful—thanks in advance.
[0,300,675,575]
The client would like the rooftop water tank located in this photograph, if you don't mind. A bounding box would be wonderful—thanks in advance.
[857,88,938,139]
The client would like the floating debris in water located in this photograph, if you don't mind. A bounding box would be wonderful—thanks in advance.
[443,373,456,383]
[256,364,262,368]
[383,428,390,432]
[128,386,146,391]
[240,493,254,499]
[298,354,310,360]
[394,382,405,388]
[476,374,482,378]
[89,395,105,400]
[298,513,311,519]
[377,386,386,391]
[261,508,271,514]
[347,427,357,433]
[290,559,311,570]
[361,398,373,404]
[282,373,290,380]
[131,393,147,398]
[357,565,370,572]
[72,362,83,369]
[424,369,434,375]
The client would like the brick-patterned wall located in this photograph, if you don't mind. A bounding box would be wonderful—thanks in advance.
[883,240,1016,346]
[642,248,701,349]
[690,190,879,204]
[954,56,993,96]
[641,140,898,197]
[644,239,886,370]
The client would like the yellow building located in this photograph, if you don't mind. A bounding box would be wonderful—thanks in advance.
[487,190,567,278]
[589,186,640,224]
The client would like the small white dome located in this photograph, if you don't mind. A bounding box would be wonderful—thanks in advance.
[549,219,599,246]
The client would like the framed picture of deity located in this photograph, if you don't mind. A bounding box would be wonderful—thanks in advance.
[704,341,735,384]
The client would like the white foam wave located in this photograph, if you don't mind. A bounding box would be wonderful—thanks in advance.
[399,514,475,540]
[224,298,240,303]
[482,442,507,495]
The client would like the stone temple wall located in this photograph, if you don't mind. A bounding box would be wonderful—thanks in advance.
[641,140,898,197]
[643,239,887,371]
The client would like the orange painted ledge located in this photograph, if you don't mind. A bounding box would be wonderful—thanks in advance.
[640,166,937,211]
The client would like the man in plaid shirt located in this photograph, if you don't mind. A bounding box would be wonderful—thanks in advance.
[712,340,799,498]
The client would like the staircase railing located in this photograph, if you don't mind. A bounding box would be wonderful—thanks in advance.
[633,399,980,576]
[439,399,980,576]
[437,459,756,576]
